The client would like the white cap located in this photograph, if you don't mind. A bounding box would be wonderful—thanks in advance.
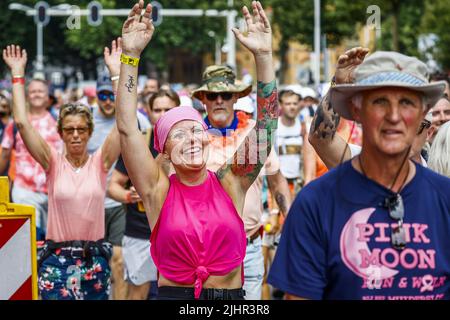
[285,84,304,98]
[179,95,193,108]
[300,87,318,100]
[234,96,255,114]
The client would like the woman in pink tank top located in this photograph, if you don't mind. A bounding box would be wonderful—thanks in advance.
[115,1,279,300]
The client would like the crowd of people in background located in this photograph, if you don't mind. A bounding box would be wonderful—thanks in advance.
[1,0,450,301]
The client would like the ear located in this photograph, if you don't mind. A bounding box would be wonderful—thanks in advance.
[427,125,436,142]
[349,100,362,124]
[163,151,170,160]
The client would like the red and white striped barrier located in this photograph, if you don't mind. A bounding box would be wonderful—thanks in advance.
[0,177,37,300]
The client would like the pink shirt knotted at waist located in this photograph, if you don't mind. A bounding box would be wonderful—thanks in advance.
[150,170,246,299]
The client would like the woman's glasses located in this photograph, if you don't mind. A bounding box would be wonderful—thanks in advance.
[384,194,406,250]
[62,127,89,135]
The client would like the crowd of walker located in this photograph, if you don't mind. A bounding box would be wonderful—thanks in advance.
[1,0,449,300]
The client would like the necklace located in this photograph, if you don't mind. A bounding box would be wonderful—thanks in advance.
[358,148,411,194]
[66,154,89,174]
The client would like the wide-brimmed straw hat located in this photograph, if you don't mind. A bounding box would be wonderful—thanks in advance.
[330,51,446,120]
[192,65,252,100]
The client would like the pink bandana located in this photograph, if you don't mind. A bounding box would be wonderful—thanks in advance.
[153,106,207,153]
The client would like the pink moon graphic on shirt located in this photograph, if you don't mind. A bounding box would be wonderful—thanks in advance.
[340,207,399,279]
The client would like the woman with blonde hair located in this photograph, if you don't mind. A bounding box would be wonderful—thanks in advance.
[3,45,121,300]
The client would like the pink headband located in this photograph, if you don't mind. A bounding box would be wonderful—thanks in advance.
[153,106,208,153]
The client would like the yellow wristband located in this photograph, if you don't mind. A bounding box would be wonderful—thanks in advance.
[120,53,140,67]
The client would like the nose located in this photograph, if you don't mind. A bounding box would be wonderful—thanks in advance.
[386,104,401,123]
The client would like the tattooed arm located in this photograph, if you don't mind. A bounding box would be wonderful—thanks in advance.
[308,92,349,169]
[267,169,291,217]
[218,2,279,197]
[116,1,168,228]
[308,47,368,169]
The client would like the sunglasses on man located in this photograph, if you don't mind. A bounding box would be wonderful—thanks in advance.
[98,92,115,102]
[384,194,406,250]
[205,92,233,101]
[417,119,431,135]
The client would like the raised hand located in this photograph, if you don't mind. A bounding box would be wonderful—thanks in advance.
[335,47,369,84]
[232,1,272,57]
[2,45,27,75]
[104,38,122,77]
[121,0,154,57]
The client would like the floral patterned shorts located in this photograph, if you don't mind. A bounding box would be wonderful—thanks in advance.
[38,246,111,300]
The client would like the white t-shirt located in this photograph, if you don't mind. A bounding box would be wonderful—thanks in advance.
[276,118,303,179]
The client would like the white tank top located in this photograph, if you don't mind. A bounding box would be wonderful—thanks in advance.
[276,118,303,179]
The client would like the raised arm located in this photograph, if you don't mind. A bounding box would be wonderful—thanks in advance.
[218,1,279,192]
[104,37,122,94]
[308,47,368,169]
[101,38,122,171]
[303,132,317,185]
[2,45,51,171]
[266,169,291,218]
[115,1,168,204]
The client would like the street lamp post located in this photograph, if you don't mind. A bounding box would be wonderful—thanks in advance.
[9,2,70,77]
[314,0,321,87]
[226,0,236,69]
[208,31,221,65]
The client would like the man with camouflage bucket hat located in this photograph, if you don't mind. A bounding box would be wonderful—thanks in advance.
[192,65,252,132]
[192,63,292,300]
[193,65,252,99]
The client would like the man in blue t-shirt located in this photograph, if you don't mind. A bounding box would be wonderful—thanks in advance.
[268,50,450,300]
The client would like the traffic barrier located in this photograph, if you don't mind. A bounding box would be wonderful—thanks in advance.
[0,177,38,300]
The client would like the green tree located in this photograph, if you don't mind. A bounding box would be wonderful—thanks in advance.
[1,0,247,82]
[64,0,242,81]
[422,0,450,71]
[370,0,424,57]
[267,0,368,82]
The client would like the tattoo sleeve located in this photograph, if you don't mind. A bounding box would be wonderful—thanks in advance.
[275,191,288,214]
[217,80,279,188]
[309,92,340,140]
